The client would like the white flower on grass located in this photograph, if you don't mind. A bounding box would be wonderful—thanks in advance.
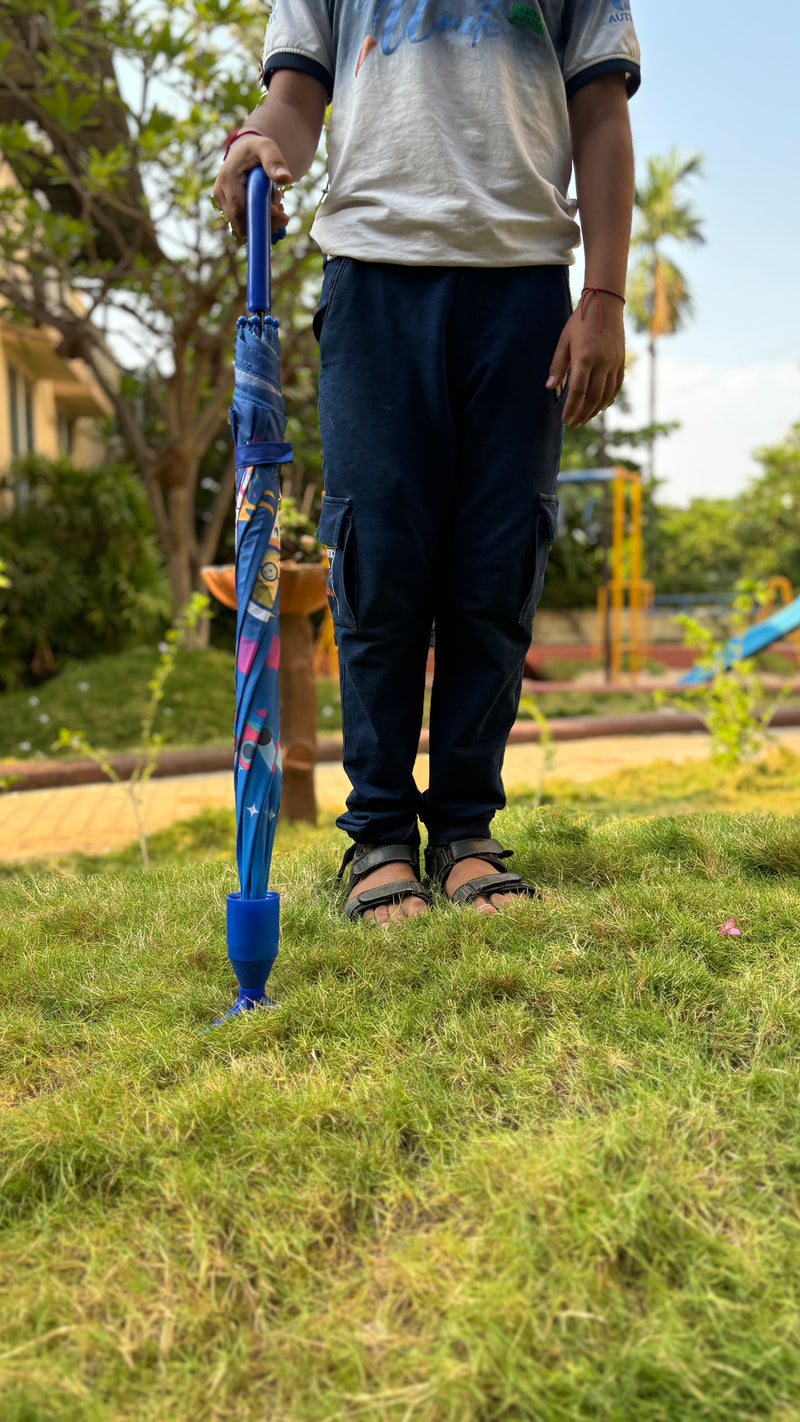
[77,681,90,692]
[28,695,39,707]
[321,704,334,718]
[38,713,50,724]
[158,641,169,655]
[162,706,174,717]
[17,741,31,752]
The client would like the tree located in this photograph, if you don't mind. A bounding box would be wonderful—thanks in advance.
[0,0,325,642]
[540,391,675,611]
[627,150,705,481]
[0,452,170,687]
[736,422,800,590]
[649,497,744,597]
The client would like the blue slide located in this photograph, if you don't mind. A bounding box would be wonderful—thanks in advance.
[679,596,800,685]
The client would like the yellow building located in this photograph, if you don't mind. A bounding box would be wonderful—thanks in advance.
[0,319,113,475]
[0,158,114,483]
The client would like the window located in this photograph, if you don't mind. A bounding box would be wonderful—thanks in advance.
[57,410,74,456]
[7,362,35,458]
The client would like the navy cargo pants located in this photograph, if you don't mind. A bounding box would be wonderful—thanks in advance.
[315,260,570,848]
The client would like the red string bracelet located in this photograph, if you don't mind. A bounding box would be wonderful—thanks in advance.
[579,286,625,334]
[223,128,266,160]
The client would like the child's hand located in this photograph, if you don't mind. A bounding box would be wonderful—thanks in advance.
[546,296,625,427]
[212,135,290,245]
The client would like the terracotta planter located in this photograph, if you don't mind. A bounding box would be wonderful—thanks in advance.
[200,564,237,610]
[200,560,328,616]
[280,560,329,616]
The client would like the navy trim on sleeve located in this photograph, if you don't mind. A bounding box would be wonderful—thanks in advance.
[565,57,641,100]
[263,51,334,97]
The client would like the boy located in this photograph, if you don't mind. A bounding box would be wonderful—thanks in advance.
[214,0,640,924]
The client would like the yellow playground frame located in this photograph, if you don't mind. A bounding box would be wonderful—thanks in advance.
[596,467,653,681]
[561,466,651,682]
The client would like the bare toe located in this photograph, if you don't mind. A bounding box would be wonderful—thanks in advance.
[489,892,516,909]
[474,895,498,915]
[406,895,429,919]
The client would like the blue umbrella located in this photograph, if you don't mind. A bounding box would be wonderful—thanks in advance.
[218,168,292,1023]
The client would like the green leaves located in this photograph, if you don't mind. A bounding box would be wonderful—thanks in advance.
[0,0,322,618]
[37,80,96,128]
[0,454,171,686]
[658,584,784,769]
[627,149,705,339]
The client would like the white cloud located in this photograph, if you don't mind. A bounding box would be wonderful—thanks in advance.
[612,355,800,507]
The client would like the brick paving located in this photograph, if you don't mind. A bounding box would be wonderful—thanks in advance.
[4,729,800,864]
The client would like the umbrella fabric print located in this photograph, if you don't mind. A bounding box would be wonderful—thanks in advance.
[213,168,293,1026]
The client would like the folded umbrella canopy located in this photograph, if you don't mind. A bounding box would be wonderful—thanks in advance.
[218,168,292,1022]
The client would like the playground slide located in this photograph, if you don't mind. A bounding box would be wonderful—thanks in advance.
[678,596,800,686]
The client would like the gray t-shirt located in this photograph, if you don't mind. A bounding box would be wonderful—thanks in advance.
[262,0,640,266]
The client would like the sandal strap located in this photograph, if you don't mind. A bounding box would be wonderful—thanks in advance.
[449,872,537,907]
[345,879,431,920]
[425,837,512,883]
[338,841,420,885]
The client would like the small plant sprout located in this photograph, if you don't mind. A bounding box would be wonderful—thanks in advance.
[518,695,556,808]
[657,583,788,768]
[53,593,211,870]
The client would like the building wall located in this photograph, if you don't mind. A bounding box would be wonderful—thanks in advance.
[0,335,109,480]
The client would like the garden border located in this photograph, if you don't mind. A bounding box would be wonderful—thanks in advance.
[4,705,800,793]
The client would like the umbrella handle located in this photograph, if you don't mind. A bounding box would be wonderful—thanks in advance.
[246,167,272,316]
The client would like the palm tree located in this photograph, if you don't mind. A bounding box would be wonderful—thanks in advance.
[627,151,705,481]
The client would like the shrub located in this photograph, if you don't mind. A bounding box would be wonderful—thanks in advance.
[0,454,170,687]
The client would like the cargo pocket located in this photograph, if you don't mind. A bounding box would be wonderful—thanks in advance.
[316,495,357,631]
[519,492,559,627]
[312,257,349,343]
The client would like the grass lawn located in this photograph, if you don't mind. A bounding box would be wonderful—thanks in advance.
[4,758,800,1417]
[0,650,349,759]
[542,745,800,819]
[1,648,669,764]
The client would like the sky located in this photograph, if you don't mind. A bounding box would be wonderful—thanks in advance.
[579,0,800,506]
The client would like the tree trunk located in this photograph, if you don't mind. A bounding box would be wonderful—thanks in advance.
[160,470,210,648]
[647,332,657,484]
[278,612,318,823]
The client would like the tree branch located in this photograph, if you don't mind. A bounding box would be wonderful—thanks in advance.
[198,454,235,566]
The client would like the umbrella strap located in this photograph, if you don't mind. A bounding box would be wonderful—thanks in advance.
[235,442,293,465]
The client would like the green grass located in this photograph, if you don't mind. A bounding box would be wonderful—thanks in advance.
[0,646,669,765]
[536,655,670,682]
[519,688,658,719]
[4,797,800,1418]
[0,806,329,881]
[528,745,800,820]
[0,648,351,760]
[0,647,237,759]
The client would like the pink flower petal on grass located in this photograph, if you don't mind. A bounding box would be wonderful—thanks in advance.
[718,918,742,937]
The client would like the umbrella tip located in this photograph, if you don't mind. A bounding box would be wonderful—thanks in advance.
[199,990,276,1033]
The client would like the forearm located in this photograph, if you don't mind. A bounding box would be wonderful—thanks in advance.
[241,92,322,183]
[570,87,634,296]
[213,70,327,239]
[548,77,633,426]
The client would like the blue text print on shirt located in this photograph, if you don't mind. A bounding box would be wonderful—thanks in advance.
[352,0,505,53]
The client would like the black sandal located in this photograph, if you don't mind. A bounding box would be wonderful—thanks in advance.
[424,837,539,907]
[338,842,432,921]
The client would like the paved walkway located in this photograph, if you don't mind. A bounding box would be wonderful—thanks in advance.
[4,730,800,864]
